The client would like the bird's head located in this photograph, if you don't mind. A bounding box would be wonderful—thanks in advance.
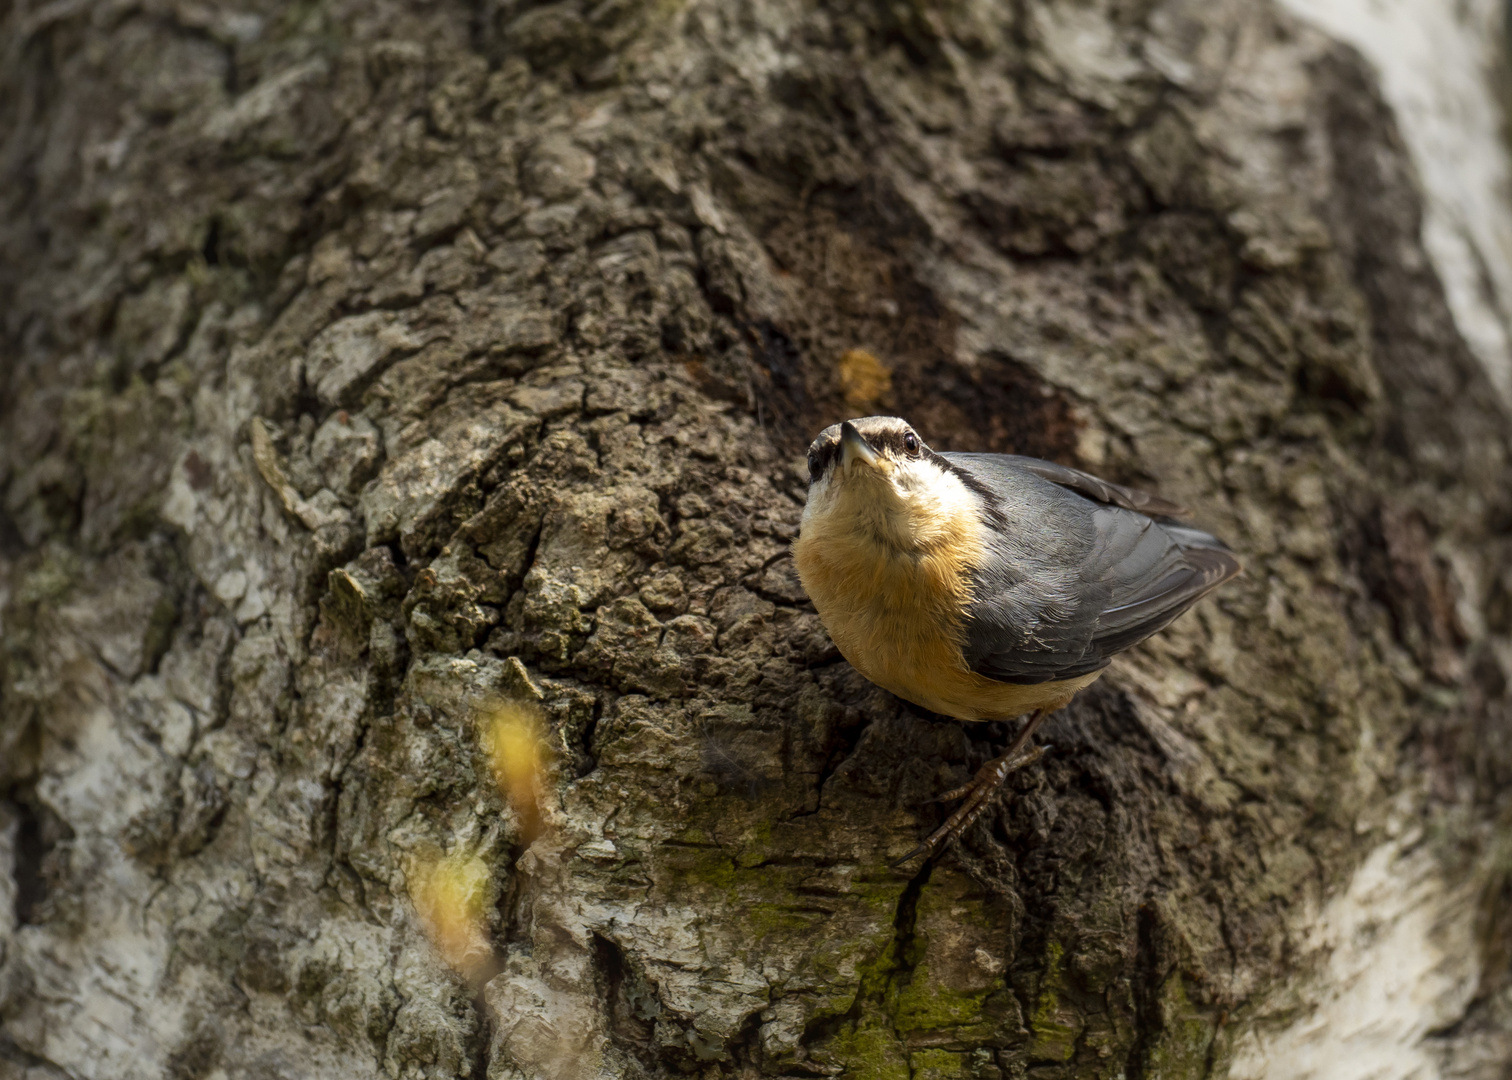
[800,416,977,554]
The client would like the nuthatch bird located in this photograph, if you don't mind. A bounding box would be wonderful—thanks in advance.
[792,417,1241,864]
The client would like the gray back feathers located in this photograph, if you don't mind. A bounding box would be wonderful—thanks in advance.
[943,453,1241,685]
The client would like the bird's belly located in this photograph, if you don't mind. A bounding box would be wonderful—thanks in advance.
[794,538,1098,720]
[855,643,1100,721]
[912,667,1101,720]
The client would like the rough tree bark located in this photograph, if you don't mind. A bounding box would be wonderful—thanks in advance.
[3,2,1512,1079]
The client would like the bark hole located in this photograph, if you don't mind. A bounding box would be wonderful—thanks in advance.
[9,793,69,926]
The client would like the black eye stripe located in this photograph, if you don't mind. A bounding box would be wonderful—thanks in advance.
[867,430,921,455]
[807,440,839,482]
[805,424,922,480]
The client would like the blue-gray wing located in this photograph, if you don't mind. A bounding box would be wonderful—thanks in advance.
[942,453,1241,686]
[987,454,1190,518]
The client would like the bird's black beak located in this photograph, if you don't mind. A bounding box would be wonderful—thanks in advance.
[840,422,881,471]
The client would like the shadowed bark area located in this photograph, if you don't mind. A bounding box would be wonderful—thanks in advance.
[2,2,1511,1079]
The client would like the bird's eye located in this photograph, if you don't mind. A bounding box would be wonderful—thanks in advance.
[807,451,820,482]
[903,432,920,455]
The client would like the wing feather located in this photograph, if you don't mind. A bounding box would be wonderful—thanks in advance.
[941,452,1240,686]
[949,453,1189,518]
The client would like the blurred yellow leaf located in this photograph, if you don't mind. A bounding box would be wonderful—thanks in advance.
[411,849,492,983]
[484,699,549,844]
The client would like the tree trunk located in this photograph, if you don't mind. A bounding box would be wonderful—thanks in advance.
[3,2,1511,1079]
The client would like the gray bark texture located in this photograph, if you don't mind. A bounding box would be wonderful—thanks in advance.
[3,1,1512,1078]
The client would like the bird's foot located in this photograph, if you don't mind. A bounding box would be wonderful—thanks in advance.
[892,743,1049,867]
[927,742,1049,803]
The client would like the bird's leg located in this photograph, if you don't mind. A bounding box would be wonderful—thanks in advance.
[892,709,1051,867]
[930,743,1047,803]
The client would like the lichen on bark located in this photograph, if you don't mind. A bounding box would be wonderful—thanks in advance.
[2,1,1511,1079]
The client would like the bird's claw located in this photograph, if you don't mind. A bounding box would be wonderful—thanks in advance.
[893,743,1052,867]
[889,842,931,869]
